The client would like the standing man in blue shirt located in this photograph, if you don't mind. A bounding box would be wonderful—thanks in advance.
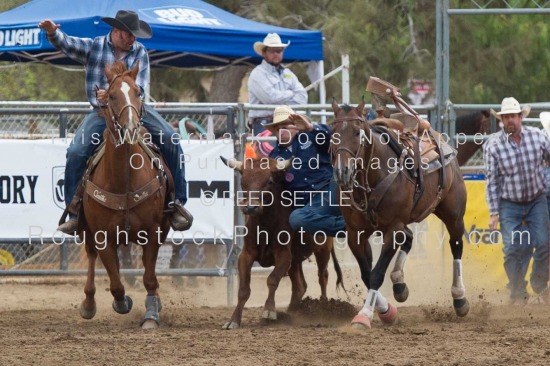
[264,106,345,238]
[248,33,307,155]
[484,97,550,304]
[38,10,192,233]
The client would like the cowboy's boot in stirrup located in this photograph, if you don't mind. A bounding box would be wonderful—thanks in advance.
[169,200,193,231]
[57,217,78,235]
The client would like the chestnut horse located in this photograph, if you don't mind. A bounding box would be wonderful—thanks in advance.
[78,61,170,329]
[330,99,469,329]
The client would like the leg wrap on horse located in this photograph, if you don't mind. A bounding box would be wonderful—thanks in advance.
[374,291,389,314]
[451,259,466,299]
[359,289,378,319]
[142,295,160,325]
[390,250,407,284]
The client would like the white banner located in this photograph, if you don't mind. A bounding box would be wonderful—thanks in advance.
[0,138,235,241]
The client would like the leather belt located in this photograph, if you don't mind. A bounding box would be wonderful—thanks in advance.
[502,191,544,204]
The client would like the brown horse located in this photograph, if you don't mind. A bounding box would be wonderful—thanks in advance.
[330,99,469,329]
[221,156,344,329]
[455,110,492,166]
[78,61,170,329]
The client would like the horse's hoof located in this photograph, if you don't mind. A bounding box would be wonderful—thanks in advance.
[378,303,398,324]
[141,319,159,330]
[351,313,371,329]
[261,309,277,321]
[393,283,409,303]
[222,321,240,330]
[453,298,470,317]
[112,295,133,314]
[79,301,96,320]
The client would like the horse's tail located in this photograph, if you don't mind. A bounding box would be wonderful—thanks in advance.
[331,245,347,294]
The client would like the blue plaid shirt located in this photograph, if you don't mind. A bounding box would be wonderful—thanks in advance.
[47,29,149,108]
[483,126,550,215]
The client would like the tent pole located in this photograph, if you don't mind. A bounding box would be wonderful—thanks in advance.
[342,54,349,104]
[318,60,326,124]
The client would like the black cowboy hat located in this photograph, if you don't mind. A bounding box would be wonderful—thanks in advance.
[101,10,152,39]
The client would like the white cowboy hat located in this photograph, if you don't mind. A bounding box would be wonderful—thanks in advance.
[495,97,531,118]
[253,33,290,56]
[264,105,310,134]
[102,10,152,39]
[540,111,550,136]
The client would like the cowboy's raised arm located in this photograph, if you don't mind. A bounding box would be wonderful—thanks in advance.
[38,19,93,65]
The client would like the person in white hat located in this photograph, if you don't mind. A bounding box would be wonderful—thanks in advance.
[483,97,550,304]
[247,33,308,154]
[263,105,345,240]
[38,11,193,234]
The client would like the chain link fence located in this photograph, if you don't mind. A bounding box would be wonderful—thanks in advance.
[0,105,236,139]
[3,101,547,302]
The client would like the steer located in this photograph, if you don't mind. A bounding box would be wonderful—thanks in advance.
[221,156,344,329]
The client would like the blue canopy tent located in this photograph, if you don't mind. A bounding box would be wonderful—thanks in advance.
[0,0,323,68]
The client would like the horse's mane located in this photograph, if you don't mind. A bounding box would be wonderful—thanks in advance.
[340,104,354,113]
[109,60,128,75]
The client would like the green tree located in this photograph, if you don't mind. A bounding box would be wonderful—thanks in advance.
[1,0,549,105]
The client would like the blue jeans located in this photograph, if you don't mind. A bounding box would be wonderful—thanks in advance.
[288,179,346,237]
[64,105,187,208]
[499,195,549,297]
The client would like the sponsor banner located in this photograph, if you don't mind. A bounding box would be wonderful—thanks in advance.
[400,178,507,298]
[0,138,234,241]
[141,7,228,26]
[461,178,507,289]
[0,27,42,50]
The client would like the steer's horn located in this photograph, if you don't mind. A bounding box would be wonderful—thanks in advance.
[275,158,292,171]
[220,156,243,172]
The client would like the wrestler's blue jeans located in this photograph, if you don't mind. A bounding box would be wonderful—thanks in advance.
[288,179,346,237]
[64,105,187,209]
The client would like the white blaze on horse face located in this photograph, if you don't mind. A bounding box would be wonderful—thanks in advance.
[120,81,134,124]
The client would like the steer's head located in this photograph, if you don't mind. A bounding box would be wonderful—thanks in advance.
[220,156,291,215]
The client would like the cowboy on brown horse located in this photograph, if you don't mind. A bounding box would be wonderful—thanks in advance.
[78,60,180,328]
[39,10,192,234]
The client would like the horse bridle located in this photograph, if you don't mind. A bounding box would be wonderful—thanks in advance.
[330,114,376,214]
[330,114,375,186]
[103,74,145,145]
[330,115,369,161]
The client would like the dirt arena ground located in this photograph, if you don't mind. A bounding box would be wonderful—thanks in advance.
[2,260,550,366]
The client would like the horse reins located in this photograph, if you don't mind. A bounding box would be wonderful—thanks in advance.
[101,74,145,147]
[330,116,375,214]
[331,115,417,226]
[91,73,163,231]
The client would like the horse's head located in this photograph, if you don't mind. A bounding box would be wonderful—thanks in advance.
[330,98,366,189]
[478,110,492,134]
[221,156,291,215]
[104,61,144,145]
[455,110,493,166]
